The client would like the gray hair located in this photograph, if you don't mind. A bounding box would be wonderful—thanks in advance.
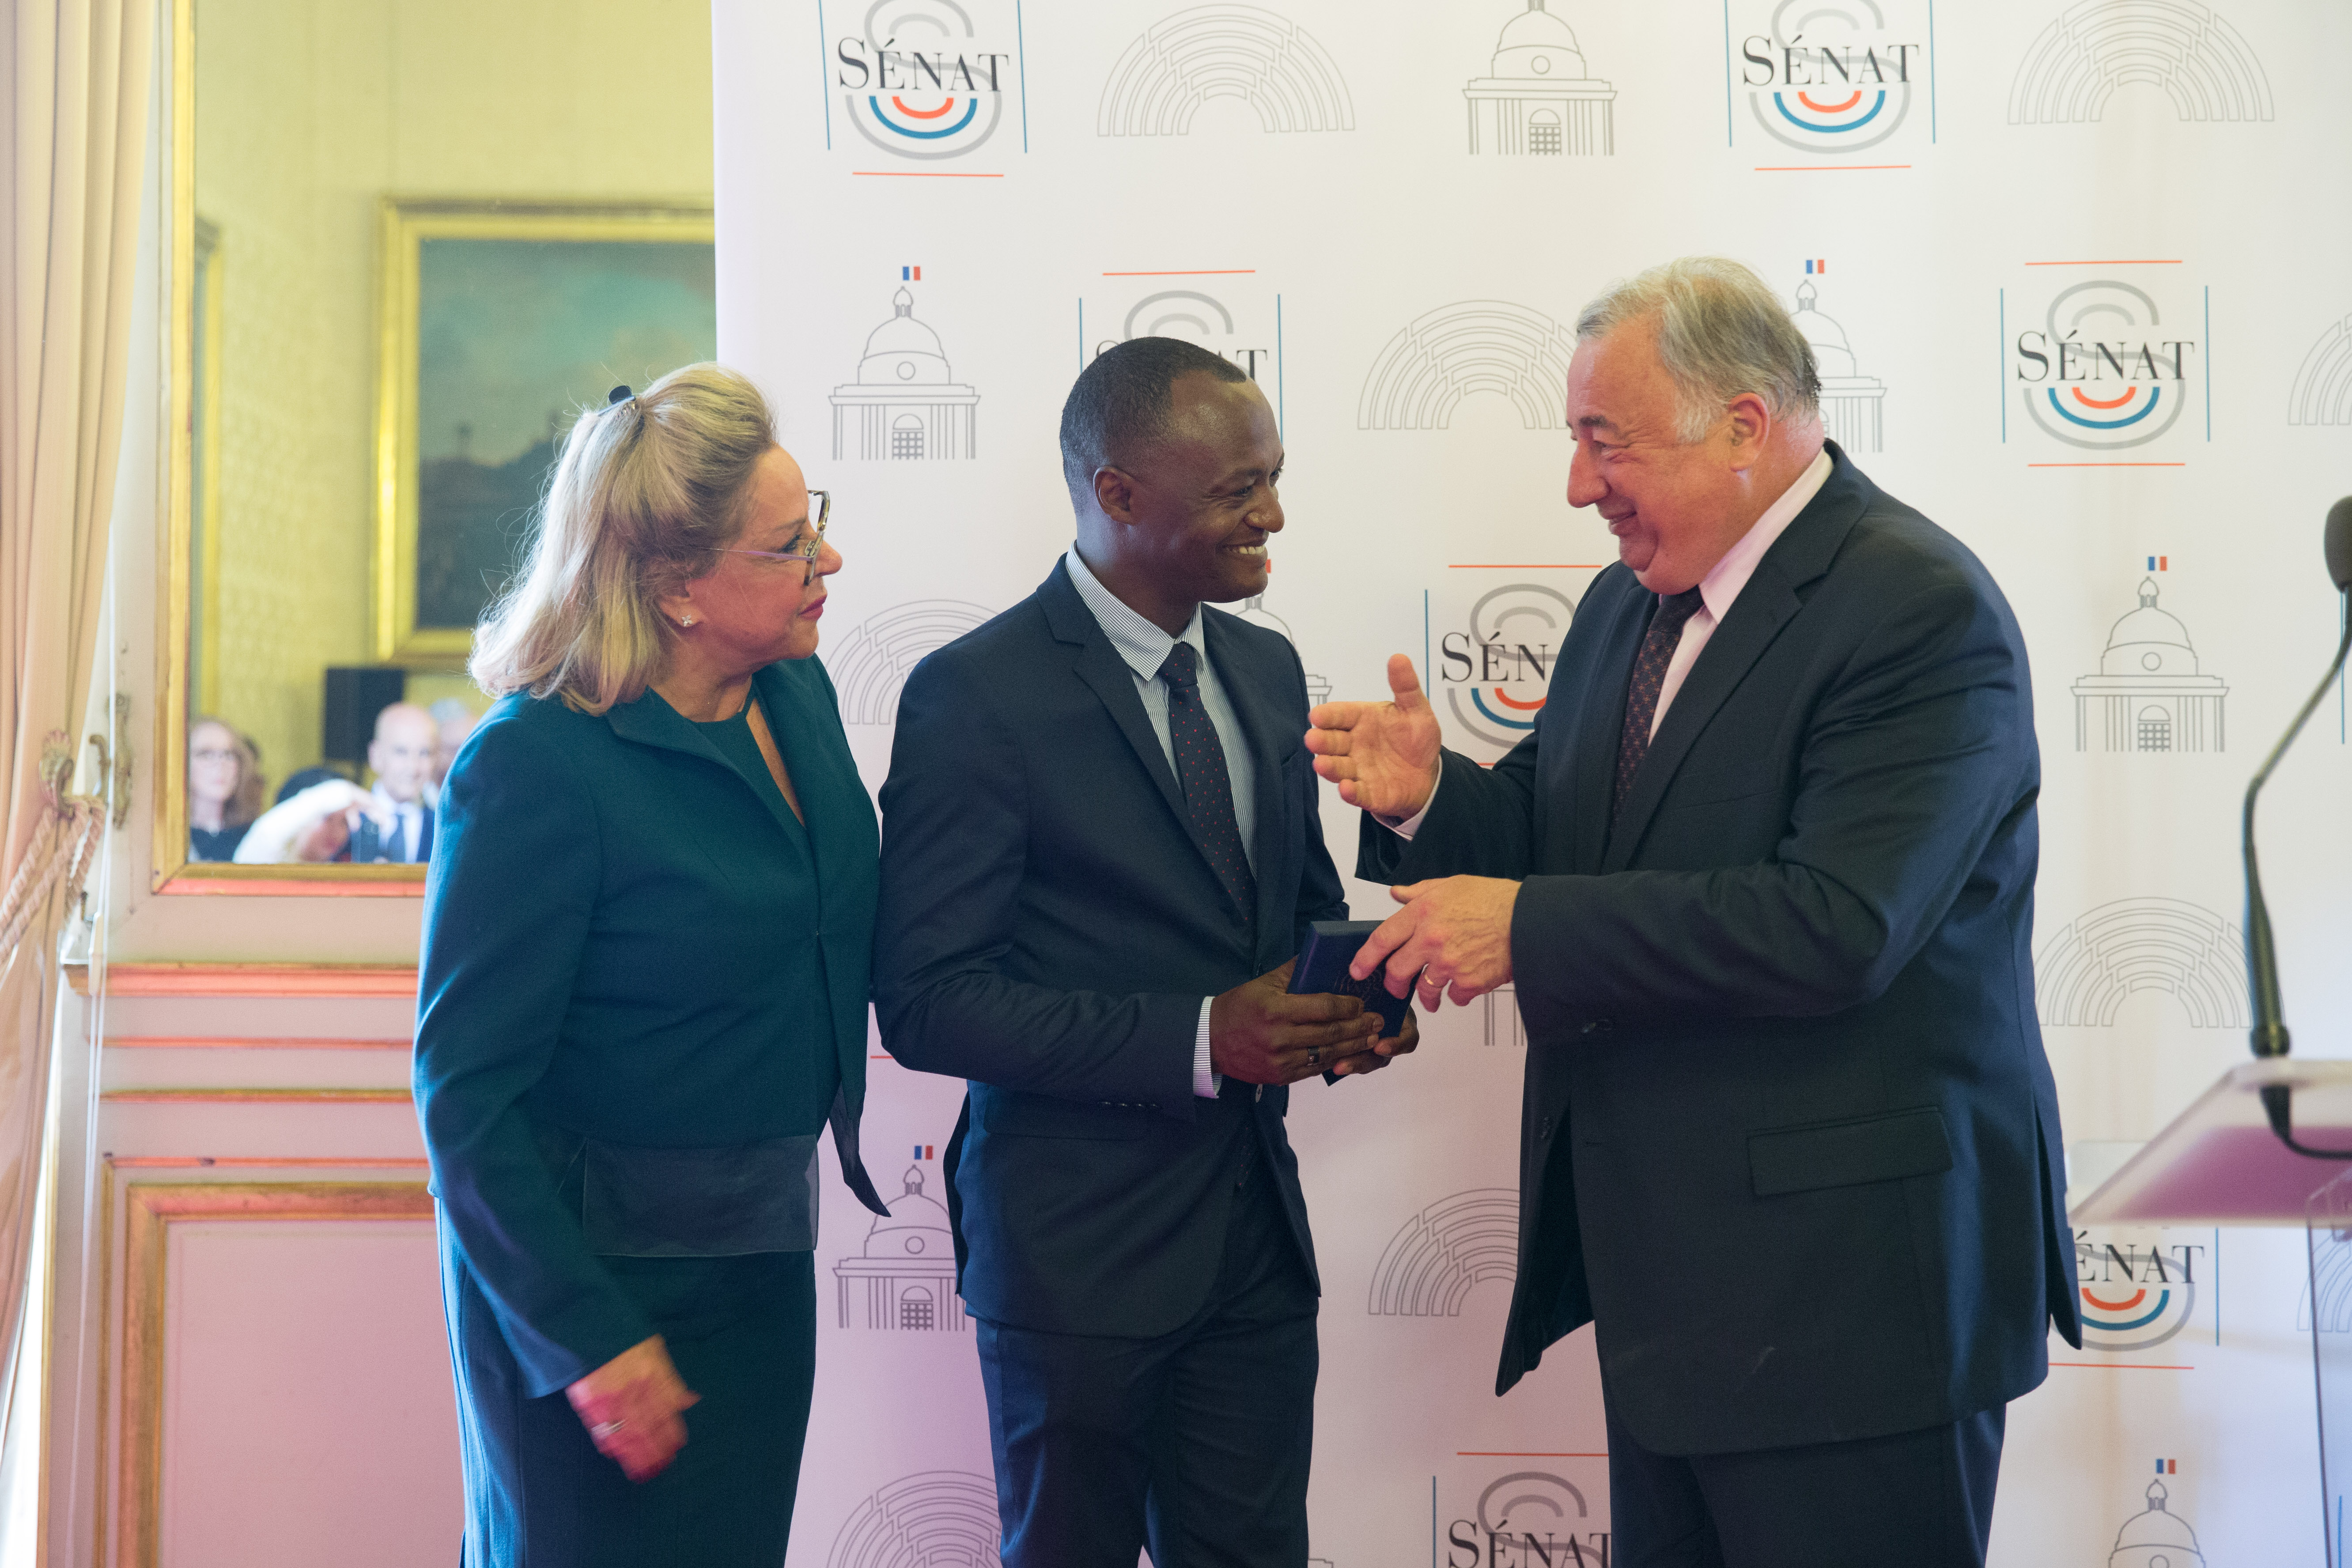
[1574,257,1820,443]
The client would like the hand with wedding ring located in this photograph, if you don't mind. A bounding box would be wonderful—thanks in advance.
[565,1334,699,1481]
[1209,959,1382,1086]
[1352,876,1520,1009]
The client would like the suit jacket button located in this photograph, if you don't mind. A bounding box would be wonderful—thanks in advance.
[1538,1115,1554,1139]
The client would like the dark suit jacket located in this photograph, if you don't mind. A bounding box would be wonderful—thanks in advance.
[874,559,1349,1339]
[415,659,888,1398]
[1361,445,2080,1455]
[347,803,432,864]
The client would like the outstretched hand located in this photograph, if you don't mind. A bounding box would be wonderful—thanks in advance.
[1305,654,1444,818]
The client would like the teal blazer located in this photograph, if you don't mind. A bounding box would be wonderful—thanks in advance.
[415,657,887,1398]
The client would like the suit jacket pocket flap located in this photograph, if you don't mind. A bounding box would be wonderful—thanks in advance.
[1748,1107,1952,1197]
[977,1088,1152,1140]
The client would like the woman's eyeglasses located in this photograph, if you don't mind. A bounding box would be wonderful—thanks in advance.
[723,490,831,584]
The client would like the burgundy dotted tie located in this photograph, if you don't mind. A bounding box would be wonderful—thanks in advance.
[1613,588,1707,823]
[1159,642,1257,924]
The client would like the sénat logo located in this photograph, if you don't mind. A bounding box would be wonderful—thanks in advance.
[2006,271,2208,456]
[2073,1228,2209,1354]
[823,0,1026,162]
[1427,569,1600,764]
[1443,1469,1609,1567]
[1082,276,1280,393]
[1727,0,1932,155]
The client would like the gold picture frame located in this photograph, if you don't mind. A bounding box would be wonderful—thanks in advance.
[370,198,717,666]
[152,0,711,895]
[157,0,434,894]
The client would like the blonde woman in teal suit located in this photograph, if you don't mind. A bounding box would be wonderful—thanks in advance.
[415,364,889,1567]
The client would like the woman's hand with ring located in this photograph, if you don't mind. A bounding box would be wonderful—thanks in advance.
[566,1335,700,1482]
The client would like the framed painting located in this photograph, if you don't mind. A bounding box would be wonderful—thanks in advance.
[372,199,716,664]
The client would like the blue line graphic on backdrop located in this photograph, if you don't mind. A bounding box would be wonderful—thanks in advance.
[817,0,833,148]
[1721,0,1734,145]
[1015,0,1030,151]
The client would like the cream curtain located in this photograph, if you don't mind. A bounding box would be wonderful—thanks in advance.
[0,0,154,1430]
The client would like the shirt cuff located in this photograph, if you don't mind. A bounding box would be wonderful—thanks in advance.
[1376,767,1441,840]
[1194,997,1221,1098]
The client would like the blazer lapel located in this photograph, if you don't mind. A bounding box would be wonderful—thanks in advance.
[1202,612,1289,942]
[1039,559,1193,831]
[750,664,842,857]
[605,687,730,764]
[1602,445,1872,872]
[604,685,810,857]
[1573,579,1653,875]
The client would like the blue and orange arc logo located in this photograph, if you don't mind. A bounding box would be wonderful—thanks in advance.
[1438,582,1580,754]
[2016,279,2193,452]
[1468,684,1546,733]
[870,89,980,142]
[1772,85,1889,137]
[2043,378,2162,433]
[2073,1233,2201,1353]
[1735,1,1923,154]
[830,0,1015,162]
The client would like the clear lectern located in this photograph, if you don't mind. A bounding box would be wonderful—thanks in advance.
[2072,1056,2352,1561]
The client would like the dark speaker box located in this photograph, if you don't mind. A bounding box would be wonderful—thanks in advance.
[321,667,408,766]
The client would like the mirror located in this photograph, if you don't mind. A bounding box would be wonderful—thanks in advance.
[158,0,716,889]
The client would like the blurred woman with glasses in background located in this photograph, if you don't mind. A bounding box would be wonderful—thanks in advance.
[185,716,264,862]
[415,362,887,1567]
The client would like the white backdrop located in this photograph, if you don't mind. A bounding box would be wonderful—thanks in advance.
[709,1,2352,1561]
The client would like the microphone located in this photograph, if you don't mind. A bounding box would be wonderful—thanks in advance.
[2328,495,2352,591]
[2244,499,2352,1156]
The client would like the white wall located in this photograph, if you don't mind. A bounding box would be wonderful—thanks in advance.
[714,1,2352,1563]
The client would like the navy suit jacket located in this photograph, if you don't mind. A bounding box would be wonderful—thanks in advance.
[1361,445,2081,1455]
[874,559,1349,1339]
[415,659,888,1398]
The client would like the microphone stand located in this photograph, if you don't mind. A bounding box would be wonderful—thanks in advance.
[2246,578,2352,1158]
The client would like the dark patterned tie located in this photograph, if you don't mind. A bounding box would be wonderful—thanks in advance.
[1158,642,1257,924]
[1613,588,1707,821]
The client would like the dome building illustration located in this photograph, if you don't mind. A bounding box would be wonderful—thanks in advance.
[1463,1,1615,156]
[2108,1479,2204,1568]
[1792,277,1886,453]
[833,1164,964,1332]
[2072,578,2228,753]
[830,287,979,462]
[1232,590,1331,705]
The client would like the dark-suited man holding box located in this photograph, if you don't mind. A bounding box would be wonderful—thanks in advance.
[876,338,1415,1567]
[1309,258,2079,1568]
